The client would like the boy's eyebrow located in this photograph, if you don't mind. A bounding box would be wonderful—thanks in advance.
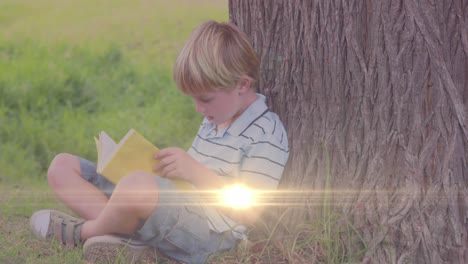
[193,93,214,100]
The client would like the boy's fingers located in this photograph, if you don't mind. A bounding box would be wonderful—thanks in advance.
[154,151,164,160]
[159,163,178,178]
[153,163,162,172]
[154,147,177,159]
[154,162,166,176]
[161,164,176,178]
[154,155,176,172]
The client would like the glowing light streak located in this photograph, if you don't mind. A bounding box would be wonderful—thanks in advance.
[220,184,256,209]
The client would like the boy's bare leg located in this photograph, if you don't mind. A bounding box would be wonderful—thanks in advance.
[48,153,108,220]
[80,172,159,240]
[48,153,159,240]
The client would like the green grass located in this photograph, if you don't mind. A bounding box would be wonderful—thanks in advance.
[0,0,227,184]
[0,1,366,263]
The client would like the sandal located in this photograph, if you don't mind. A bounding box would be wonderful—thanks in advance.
[29,209,85,249]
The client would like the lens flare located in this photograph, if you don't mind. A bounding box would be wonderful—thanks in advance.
[220,185,255,209]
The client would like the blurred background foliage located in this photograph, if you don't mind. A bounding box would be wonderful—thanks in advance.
[0,0,228,184]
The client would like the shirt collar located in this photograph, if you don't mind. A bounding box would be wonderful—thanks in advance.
[201,93,267,137]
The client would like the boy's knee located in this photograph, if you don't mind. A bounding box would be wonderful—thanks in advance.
[116,172,159,215]
[47,153,79,184]
[119,171,158,189]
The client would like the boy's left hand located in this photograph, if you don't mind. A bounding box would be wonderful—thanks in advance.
[153,147,202,182]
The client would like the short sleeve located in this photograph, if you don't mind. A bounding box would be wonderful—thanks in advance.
[239,133,289,190]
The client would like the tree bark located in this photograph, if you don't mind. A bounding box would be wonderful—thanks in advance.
[229,0,468,263]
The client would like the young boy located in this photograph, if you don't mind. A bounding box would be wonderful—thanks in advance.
[30,20,289,263]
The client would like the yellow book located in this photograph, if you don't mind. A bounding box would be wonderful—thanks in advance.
[94,128,193,190]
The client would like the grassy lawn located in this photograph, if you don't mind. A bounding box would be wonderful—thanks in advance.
[0,184,82,263]
[0,184,310,263]
[0,0,229,185]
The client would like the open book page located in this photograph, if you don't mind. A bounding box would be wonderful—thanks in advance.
[95,129,193,189]
[95,131,118,172]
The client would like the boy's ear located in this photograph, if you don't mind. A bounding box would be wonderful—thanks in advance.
[238,77,251,95]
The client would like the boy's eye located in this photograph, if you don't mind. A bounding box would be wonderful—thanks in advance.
[200,97,212,103]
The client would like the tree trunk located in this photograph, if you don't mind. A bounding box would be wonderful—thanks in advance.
[229,0,468,263]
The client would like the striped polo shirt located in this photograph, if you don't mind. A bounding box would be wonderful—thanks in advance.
[187,93,290,236]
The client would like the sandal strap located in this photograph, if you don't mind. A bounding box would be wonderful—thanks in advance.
[65,219,77,249]
[54,218,62,242]
[51,212,85,249]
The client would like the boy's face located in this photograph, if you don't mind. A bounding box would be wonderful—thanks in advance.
[189,87,244,129]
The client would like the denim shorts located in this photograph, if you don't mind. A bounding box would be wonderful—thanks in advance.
[79,157,238,264]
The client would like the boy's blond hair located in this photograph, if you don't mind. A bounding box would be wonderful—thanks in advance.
[173,21,259,94]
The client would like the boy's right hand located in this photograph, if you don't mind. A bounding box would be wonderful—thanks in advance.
[153,147,204,183]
